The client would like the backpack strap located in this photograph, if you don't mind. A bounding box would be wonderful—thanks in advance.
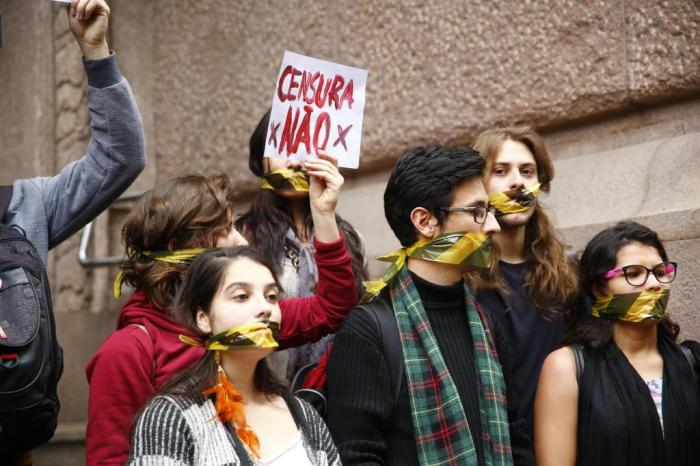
[570,343,585,384]
[358,297,403,410]
[680,344,697,377]
[0,185,13,221]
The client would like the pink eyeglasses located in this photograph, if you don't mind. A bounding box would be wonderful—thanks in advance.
[604,262,677,287]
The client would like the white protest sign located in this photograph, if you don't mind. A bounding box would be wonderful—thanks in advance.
[265,51,368,169]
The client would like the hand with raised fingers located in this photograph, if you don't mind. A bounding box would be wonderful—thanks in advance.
[67,0,110,60]
[303,151,344,217]
[303,151,343,243]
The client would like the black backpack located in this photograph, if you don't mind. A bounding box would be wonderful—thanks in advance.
[292,297,403,419]
[0,186,63,456]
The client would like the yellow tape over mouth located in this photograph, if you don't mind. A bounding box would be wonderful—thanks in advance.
[261,169,310,192]
[179,322,280,351]
[489,182,541,215]
[592,289,670,322]
[362,232,492,302]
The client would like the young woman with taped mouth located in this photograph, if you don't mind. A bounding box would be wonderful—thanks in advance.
[237,109,367,381]
[127,247,341,465]
[85,155,357,465]
[535,221,700,466]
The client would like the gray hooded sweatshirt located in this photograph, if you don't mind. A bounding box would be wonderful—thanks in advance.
[2,52,146,265]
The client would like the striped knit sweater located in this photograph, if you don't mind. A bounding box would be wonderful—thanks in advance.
[127,393,341,466]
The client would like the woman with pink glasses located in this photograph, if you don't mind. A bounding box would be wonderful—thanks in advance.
[534,221,700,466]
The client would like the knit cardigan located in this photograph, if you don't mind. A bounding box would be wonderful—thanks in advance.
[127,394,340,465]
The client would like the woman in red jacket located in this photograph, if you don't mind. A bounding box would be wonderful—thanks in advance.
[85,152,358,465]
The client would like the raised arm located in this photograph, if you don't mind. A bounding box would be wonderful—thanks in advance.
[277,233,357,348]
[304,150,342,242]
[31,0,144,249]
[534,346,579,466]
[276,151,358,347]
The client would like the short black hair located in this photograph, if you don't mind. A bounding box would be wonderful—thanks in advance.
[248,109,271,177]
[384,145,485,247]
[579,221,669,301]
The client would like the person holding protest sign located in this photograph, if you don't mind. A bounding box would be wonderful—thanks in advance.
[535,221,700,466]
[2,0,145,464]
[326,145,533,466]
[85,165,356,464]
[236,109,367,380]
[127,247,341,466]
[468,127,580,439]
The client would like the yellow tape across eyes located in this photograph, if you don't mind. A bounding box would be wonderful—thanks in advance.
[113,248,209,298]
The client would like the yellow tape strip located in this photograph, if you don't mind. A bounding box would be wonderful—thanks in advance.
[113,248,209,298]
[261,169,310,192]
[489,182,541,214]
[592,289,670,322]
[362,232,491,301]
[179,322,279,351]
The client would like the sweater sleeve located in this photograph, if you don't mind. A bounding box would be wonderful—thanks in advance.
[326,309,392,465]
[487,311,535,466]
[29,52,145,249]
[277,234,358,349]
[296,399,342,466]
[126,397,194,466]
[85,326,156,466]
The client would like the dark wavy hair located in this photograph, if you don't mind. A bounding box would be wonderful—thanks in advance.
[469,126,579,320]
[384,144,485,247]
[566,221,679,348]
[158,247,287,399]
[120,174,236,311]
[236,109,368,297]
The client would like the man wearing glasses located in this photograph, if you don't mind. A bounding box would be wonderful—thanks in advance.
[326,145,533,466]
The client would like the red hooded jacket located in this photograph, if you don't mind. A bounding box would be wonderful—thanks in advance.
[85,236,357,466]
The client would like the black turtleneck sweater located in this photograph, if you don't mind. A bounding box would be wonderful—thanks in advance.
[326,272,533,466]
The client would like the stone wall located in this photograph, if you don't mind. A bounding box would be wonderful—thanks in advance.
[150,0,700,183]
[0,1,699,464]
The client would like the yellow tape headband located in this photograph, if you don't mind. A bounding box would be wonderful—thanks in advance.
[113,248,209,298]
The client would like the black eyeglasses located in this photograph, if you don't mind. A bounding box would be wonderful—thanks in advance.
[604,261,677,286]
[439,205,496,224]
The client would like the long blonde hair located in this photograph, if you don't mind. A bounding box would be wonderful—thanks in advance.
[471,126,579,319]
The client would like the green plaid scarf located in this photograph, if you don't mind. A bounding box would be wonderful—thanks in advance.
[390,266,513,466]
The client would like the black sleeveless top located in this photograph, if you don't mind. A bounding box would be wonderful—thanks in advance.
[576,334,700,466]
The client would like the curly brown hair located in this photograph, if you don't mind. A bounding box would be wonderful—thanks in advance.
[119,174,236,311]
